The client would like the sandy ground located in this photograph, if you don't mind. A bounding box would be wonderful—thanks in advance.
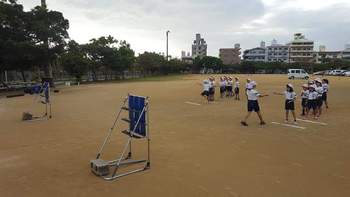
[1,74,350,197]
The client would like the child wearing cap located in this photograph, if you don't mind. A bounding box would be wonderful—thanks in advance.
[274,84,297,124]
[315,79,324,117]
[234,77,240,100]
[301,84,309,116]
[226,77,234,97]
[201,79,210,102]
[209,77,216,101]
[322,79,329,109]
[241,81,268,126]
[219,77,226,98]
[306,85,318,119]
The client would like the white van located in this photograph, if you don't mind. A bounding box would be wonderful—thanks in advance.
[288,69,309,80]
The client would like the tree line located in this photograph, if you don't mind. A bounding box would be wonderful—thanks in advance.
[1,0,349,84]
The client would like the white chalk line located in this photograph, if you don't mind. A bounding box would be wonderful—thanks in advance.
[296,119,328,126]
[185,101,201,106]
[271,122,306,130]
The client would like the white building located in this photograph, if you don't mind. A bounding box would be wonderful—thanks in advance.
[192,34,207,59]
[287,33,315,63]
[243,47,266,62]
[266,40,289,63]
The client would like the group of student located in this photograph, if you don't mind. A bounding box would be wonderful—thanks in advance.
[201,76,330,127]
[201,76,241,102]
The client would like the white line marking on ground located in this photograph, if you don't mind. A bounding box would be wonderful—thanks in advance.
[296,119,328,126]
[185,101,201,106]
[271,122,306,130]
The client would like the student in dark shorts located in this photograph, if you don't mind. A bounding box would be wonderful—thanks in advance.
[234,77,240,100]
[274,84,297,124]
[241,81,268,126]
[322,79,329,109]
[306,85,318,119]
[301,84,309,116]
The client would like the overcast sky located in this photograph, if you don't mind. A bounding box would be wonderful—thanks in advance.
[20,0,350,57]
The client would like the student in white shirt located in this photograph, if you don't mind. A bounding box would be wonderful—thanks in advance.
[234,77,240,100]
[208,77,216,102]
[226,77,233,97]
[315,79,324,117]
[322,79,329,109]
[201,79,210,102]
[301,84,309,116]
[219,77,226,98]
[306,85,318,119]
[274,84,297,124]
[241,81,268,126]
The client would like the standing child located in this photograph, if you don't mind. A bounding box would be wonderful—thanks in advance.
[219,77,226,98]
[301,84,309,116]
[322,79,329,109]
[226,77,234,97]
[241,81,268,126]
[315,79,324,118]
[209,77,216,101]
[306,85,318,119]
[201,79,210,103]
[274,84,297,124]
[234,77,240,100]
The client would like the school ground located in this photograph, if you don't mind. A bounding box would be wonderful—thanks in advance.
[1,74,350,197]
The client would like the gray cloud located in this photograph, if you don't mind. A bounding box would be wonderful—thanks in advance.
[19,0,350,57]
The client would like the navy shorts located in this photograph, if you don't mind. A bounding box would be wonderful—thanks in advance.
[209,88,215,95]
[322,92,327,101]
[201,91,209,97]
[317,97,323,108]
[220,87,226,94]
[234,87,240,94]
[301,98,308,108]
[308,100,317,110]
[248,100,260,112]
[285,100,295,110]
[227,86,233,92]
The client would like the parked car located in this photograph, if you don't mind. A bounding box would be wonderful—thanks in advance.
[288,69,309,80]
[344,71,350,77]
[329,70,347,76]
[313,71,327,75]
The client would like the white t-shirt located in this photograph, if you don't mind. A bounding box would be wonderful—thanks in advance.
[219,81,226,87]
[284,91,297,100]
[235,81,240,88]
[227,80,233,87]
[301,90,309,99]
[308,91,318,100]
[322,83,329,93]
[315,86,324,97]
[203,80,210,91]
[247,89,261,101]
[209,81,215,88]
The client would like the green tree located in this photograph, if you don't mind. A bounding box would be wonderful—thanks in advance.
[27,5,69,79]
[60,40,89,82]
[137,52,165,75]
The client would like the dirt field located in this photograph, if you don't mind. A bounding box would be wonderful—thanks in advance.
[1,74,350,197]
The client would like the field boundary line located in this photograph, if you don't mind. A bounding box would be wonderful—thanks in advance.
[296,119,328,126]
[185,101,201,106]
[271,122,306,130]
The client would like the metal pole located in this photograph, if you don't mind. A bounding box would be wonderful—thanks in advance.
[4,70,8,83]
[166,30,170,61]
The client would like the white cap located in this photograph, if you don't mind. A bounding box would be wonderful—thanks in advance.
[287,83,294,88]
[302,84,308,88]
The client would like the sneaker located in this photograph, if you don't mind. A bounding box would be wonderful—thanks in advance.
[293,121,298,125]
[260,121,266,125]
[284,120,289,123]
[240,121,248,126]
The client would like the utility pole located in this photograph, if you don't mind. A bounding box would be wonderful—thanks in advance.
[41,0,47,8]
[166,30,170,61]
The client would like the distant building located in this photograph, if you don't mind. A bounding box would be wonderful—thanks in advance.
[287,33,315,63]
[266,40,289,63]
[345,44,350,51]
[181,51,193,64]
[316,50,350,63]
[319,45,326,52]
[260,41,266,48]
[192,34,207,58]
[219,44,241,65]
[243,47,266,62]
